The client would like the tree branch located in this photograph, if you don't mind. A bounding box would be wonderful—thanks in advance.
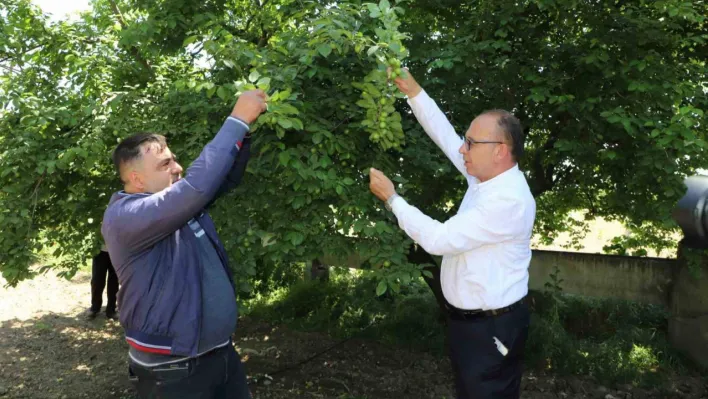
[528,112,575,197]
[529,130,558,197]
[405,243,447,323]
[108,0,153,74]
[0,63,21,74]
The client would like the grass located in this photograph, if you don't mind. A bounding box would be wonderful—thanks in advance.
[525,291,692,386]
[242,266,701,389]
[243,268,446,354]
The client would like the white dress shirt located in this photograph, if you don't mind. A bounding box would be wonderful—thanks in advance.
[389,90,537,310]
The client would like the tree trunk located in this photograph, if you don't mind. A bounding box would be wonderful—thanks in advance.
[309,258,330,282]
[407,243,448,325]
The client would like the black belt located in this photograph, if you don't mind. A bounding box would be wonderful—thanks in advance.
[445,297,525,321]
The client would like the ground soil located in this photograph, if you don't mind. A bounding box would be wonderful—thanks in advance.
[1,272,706,399]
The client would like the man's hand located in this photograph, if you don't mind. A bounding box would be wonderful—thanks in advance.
[388,67,422,99]
[231,90,267,125]
[369,168,396,202]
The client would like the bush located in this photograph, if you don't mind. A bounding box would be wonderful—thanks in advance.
[244,268,697,387]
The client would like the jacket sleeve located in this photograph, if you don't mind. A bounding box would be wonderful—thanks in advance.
[102,117,248,252]
[205,135,252,209]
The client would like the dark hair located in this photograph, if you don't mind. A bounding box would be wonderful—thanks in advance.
[112,133,167,180]
[482,109,524,161]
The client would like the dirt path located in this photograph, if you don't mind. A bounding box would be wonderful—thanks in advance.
[1,272,706,399]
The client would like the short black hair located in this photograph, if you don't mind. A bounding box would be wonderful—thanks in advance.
[112,133,167,181]
[482,109,524,161]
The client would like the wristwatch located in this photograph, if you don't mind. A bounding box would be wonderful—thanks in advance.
[385,193,401,211]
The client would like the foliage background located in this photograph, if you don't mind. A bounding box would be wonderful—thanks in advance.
[0,0,706,293]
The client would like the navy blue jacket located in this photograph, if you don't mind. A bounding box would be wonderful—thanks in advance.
[102,117,250,357]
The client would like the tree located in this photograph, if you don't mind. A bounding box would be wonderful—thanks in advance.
[1,0,706,310]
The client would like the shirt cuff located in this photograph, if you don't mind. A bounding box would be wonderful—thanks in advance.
[211,117,249,152]
[227,116,250,132]
[389,195,408,216]
[406,89,430,108]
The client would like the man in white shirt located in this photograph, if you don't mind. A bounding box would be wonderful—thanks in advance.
[369,69,536,398]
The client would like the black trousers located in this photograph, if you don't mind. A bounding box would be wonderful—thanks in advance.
[90,251,118,314]
[129,344,251,399]
[447,303,530,399]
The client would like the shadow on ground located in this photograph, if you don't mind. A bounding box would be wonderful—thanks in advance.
[1,312,707,399]
[0,313,131,399]
[0,312,455,399]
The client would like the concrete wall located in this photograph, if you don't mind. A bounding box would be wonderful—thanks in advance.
[324,249,678,306]
[669,246,708,369]
[321,248,708,368]
[527,249,707,369]
[528,250,676,306]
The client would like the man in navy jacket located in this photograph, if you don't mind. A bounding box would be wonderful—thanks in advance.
[102,90,267,398]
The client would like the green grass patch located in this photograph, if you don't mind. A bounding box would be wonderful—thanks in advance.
[242,267,700,388]
[243,268,445,353]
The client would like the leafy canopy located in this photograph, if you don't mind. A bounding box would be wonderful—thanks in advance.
[0,0,706,292]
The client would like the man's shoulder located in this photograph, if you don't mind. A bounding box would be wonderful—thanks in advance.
[102,192,147,229]
[479,181,533,209]
[105,191,153,211]
[505,168,535,200]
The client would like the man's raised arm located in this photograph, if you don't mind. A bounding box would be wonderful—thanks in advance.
[392,70,467,177]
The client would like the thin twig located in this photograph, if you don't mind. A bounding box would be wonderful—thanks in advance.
[329,378,351,394]
[108,0,152,73]
[0,64,22,74]
[25,172,46,240]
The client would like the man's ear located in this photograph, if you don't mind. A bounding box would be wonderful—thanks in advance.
[493,143,505,160]
[121,163,143,190]
[130,170,144,190]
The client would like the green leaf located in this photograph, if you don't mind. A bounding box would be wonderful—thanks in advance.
[376,280,387,296]
[248,70,261,83]
[278,151,291,167]
[291,118,304,130]
[277,119,293,129]
[317,44,332,58]
[217,86,229,100]
[183,35,199,47]
[367,45,380,56]
[272,103,300,115]
[261,234,277,247]
[379,0,390,11]
[290,232,305,246]
[390,282,400,293]
[278,89,292,101]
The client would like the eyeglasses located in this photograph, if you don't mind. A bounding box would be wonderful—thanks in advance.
[463,136,504,151]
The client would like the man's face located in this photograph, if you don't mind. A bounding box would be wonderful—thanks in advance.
[459,114,506,181]
[134,142,183,193]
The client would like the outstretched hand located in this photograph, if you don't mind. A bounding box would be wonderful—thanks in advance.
[388,67,422,99]
[369,168,396,202]
[231,90,268,125]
